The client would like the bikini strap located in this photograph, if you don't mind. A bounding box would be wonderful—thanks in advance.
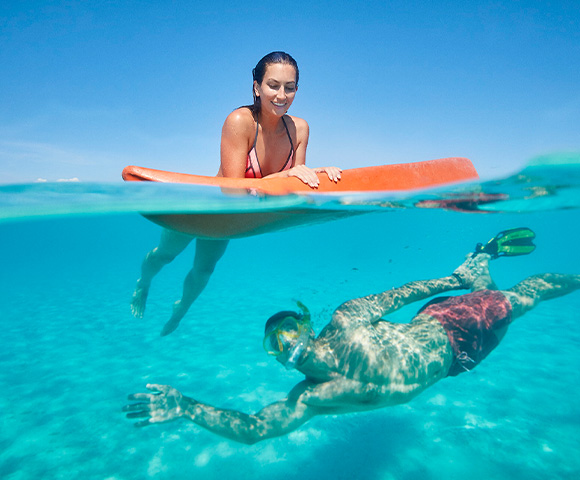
[252,115,260,149]
[281,116,295,169]
[281,116,294,153]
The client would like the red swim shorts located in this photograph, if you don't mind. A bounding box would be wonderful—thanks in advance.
[420,290,513,376]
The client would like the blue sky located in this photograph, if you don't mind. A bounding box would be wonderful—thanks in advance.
[1,0,578,184]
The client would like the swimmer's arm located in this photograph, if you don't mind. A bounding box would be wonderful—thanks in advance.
[124,383,321,445]
[300,376,426,409]
[332,275,464,327]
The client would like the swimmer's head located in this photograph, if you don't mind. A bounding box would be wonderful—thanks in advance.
[251,52,299,112]
[263,301,313,370]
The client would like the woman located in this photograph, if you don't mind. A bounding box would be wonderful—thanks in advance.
[131,51,341,336]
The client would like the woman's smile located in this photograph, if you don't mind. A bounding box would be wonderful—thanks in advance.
[255,63,297,117]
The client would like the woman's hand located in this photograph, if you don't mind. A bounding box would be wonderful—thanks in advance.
[286,165,322,187]
[314,166,342,183]
[123,384,192,427]
[286,165,342,188]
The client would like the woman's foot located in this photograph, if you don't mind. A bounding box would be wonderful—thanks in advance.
[131,279,150,318]
[160,301,186,336]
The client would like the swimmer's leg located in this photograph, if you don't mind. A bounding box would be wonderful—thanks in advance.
[453,253,497,292]
[131,229,194,318]
[503,273,580,320]
[161,239,229,336]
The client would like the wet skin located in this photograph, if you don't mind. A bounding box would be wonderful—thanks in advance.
[124,253,580,444]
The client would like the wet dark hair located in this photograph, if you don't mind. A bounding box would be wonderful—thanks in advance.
[250,51,299,115]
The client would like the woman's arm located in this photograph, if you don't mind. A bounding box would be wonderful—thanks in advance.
[124,382,320,445]
[267,116,342,186]
[219,109,255,178]
[292,115,309,167]
[263,116,319,186]
[220,111,340,186]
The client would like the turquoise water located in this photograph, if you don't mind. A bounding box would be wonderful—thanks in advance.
[1,158,580,479]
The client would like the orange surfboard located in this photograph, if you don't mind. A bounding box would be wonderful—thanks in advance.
[122,157,478,238]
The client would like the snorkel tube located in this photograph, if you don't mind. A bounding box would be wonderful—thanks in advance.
[285,301,311,370]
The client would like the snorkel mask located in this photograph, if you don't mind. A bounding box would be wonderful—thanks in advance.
[263,301,312,370]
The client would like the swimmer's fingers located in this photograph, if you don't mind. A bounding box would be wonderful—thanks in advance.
[123,400,154,427]
[124,384,188,427]
[133,419,153,428]
[145,383,172,394]
[125,384,167,401]
[126,393,154,402]
[123,403,150,414]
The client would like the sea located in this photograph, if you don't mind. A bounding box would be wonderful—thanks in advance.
[1,154,579,480]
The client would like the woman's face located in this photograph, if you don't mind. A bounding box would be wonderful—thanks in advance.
[254,63,297,117]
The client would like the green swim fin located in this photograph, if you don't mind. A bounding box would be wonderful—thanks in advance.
[475,227,536,258]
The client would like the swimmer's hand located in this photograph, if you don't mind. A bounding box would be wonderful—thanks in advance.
[123,384,192,427]
[285,165,342,188]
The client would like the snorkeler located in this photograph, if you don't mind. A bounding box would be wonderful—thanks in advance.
[124,228,580,444]
[130,51,341,336]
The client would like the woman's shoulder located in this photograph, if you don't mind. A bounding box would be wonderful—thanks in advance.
[223,107,256,135]
[285,115,309,141]
[286,114,308,129]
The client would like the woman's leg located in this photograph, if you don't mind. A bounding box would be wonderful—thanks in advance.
[161,239,230,336]
[131,229,194,318]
